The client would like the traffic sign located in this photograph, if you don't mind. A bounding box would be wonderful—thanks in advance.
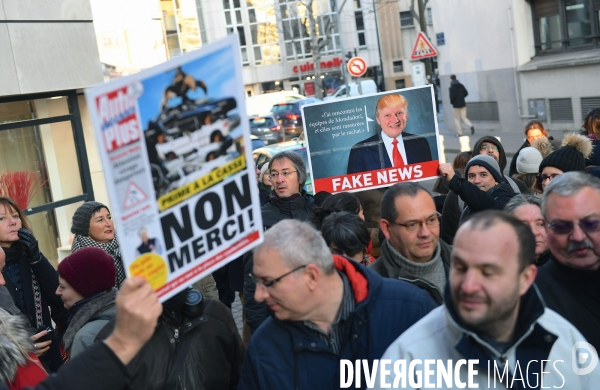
[347,57,367,77]
[410,32,438,60]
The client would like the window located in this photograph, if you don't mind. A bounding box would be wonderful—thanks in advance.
[395,79,406,89]
[426,8,433,24]
[393,60,403,73]
[465,102,500,122]
[280,0,340,60]
[581,96,600,119]
[247,0,280,66]
[400,11,414,27]
[549,98,574,122]
[532,0,600,54]
[0,92,94,266]
[355,2,366,48]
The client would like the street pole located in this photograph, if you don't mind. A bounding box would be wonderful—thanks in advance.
[417,0,432,84]
[332,0,350,93]
[372,0,385,91]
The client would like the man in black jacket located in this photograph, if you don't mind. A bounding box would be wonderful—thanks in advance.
[441,136,528,244]
[370,182,451,305]
[536,172,600,352]
[449,75,474,137]
[439,155,515,223]
[243,151,316,335]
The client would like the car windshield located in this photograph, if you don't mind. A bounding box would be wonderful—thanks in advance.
[249,117,277,128]
[270,103,294,113]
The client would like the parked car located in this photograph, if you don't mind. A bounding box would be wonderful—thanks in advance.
[253,136,313,194]
[270,98,322,138]
[250,135,266,150]
[246,91,306,116]
[323,79,378,100]
[248,115,283,145]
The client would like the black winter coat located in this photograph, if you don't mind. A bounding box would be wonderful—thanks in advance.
[96,298,244,390]
[535,256,600,352]
[448,175,516,221]
[243,191,316,334]
[1,248,67,372]
[22,341,131,390]
[449,80,468,108]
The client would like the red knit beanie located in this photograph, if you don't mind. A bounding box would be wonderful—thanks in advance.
[58,247,116,297]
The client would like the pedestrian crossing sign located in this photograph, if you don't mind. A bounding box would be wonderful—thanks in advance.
[410,31,438,60]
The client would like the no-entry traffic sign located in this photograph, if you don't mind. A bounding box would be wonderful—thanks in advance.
[347,57,367,77]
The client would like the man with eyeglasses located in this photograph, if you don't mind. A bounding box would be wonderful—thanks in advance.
[371,182,452,305]
[346,93,433,174]
[237,219,436,390]
[536,172,600,352]
[243,151,317,337]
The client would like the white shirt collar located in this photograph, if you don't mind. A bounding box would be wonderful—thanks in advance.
[380,131,407,166]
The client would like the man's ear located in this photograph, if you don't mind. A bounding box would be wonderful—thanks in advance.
[380,219,392,241]
[518,264,538,296]
[305,264,321,291]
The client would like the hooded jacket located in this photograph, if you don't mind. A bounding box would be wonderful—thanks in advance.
[243,190,317,334]
[375,285,600,389]
[237,256,436,390]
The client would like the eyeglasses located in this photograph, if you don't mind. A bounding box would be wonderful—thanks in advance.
[250,265,307,288]
[536,173,560,185]
[268,170,297,180]
[546,219,600,235]
[479,144,499,152]
[390,214,441,233]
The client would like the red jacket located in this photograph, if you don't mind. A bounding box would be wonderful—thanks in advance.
[6,354,47,390]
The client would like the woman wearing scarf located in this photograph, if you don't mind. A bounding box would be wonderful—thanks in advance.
[70,201,126,289]
[0,197,66,372]
[56,247,116,361]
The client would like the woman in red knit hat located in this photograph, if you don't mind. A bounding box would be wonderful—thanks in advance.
[55,247,117,362]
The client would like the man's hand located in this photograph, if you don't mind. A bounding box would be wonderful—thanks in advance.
[17,228,42,264]
[104,277,162,365]
[31,330,52,356]
[438,163,455,181]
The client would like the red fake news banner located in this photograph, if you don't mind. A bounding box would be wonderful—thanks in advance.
[314,160,440,193]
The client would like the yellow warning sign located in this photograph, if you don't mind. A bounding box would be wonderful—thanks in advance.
[158,154,246,211]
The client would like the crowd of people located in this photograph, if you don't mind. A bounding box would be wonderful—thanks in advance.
[0,108,599,389]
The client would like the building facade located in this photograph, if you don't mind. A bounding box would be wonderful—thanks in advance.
[377,0,436,91]
[432,0,600,132]
[0,0,105,265]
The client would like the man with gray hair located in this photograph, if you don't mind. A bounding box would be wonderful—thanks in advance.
[243,151,317,335]
[536,171,600,351]
[237,219,436,389]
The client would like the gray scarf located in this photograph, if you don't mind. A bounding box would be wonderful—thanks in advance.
[62,289,116,351]
[71,234,126,288]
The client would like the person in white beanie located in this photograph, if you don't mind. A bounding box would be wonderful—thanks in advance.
[513,146,544,194]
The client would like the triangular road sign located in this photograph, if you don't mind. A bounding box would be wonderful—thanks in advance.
[410,31,438,60]
[123,181,148,209]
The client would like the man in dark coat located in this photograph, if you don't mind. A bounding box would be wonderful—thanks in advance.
[536,172,600,352]
[449,75,474,136]
[347,93,432,174]
[371,182,452,305]
[439,155,516,222]
[238,220,436,390]
[243,151,316,335]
